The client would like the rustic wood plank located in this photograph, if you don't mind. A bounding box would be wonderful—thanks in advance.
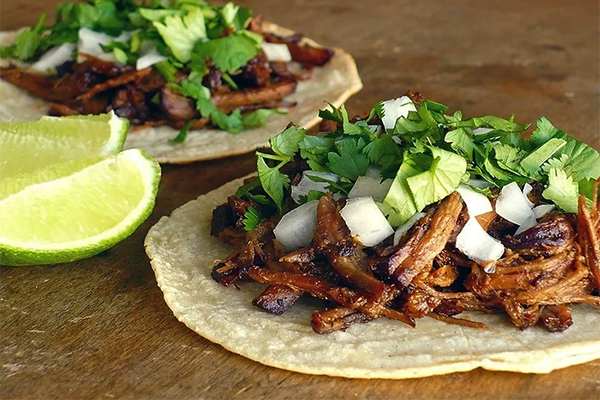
[1,0,599,399]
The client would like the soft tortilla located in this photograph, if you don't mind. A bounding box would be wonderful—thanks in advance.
[145,176,600,379]
[0,22,362,163]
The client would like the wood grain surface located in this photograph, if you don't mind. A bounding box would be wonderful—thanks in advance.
[1,0,599,399]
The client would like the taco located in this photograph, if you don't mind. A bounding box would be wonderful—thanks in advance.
[145,93,600,378]
[0,2,361,163]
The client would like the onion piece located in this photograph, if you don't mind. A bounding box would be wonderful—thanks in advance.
[533,204,555,219]
[393,212,425,245]
[136,51,167,70]
[495,182,535,225]
[381,96,417,131]
[514,213,537,235]
[348,176,392,202]
[273,200,318,251]
[456,217,505,262]
[30,43,76,73]
[78,28,132,62]
[290,171,339,204]
[456,184,493,217]
[340,197,394,246]
[262,42,292,62]
[522,182,535,208]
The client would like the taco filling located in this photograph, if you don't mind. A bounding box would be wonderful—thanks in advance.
[209,91,600,334]
[0,1,335,135]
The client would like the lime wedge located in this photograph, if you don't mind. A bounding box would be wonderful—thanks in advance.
[0,149,160,266]
[0,111,128,179]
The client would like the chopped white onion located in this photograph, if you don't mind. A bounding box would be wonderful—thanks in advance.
[340,197,394,246]
[290,171,339,204]
[456,218,505,262]
[262,42,292,62]
[393,212,425,246]
[533,204,555,219]
[522,182,535,208]
[364,165,382,178]
[514,213,537,235]
[136,51,167,70]
[473,127,493,135]
[495,182,535,225]
[348,176,392,202]
[273,200,318,251]
[30,43,76,73]
[456,184,493,217]
[78,28,132,62]
[381,96,417,131]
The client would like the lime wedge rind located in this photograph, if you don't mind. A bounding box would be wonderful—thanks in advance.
[0,149,160,266]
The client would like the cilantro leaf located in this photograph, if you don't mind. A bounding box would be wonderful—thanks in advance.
[192,31,261,73]
[553,137,600,182]
[363,135,403,171]
[542,168,579,213]
[153,7,206,63]
[530,116,566,145]
[242,206,261,231]
[318,102,343,124]
[520,137,566,177]
[170,118,196,143]
[240,109,284,128]
[445,128,475,161]
[257,158,289,212]
[383,158,421,226]
[406,147,467,211]
[327,138,369,180]
[269,125,306,156]
[493,144,526,175]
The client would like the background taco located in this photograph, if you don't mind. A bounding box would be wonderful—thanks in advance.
[0,4,362,163]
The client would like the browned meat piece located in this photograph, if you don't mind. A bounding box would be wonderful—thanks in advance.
[426,264,459,288]
[315,194,388,300]
[210,204,236,237]
[502,301,541,330]
[0,66,97,101]
[211,80,297,108]
[577,187,600,291]
[384,193,463,289]
[503,213,575,257]
[211,238,262,286]
[110,86,151,125]
[76,68,152,101]
[539,304,573,332]
[247,267,414,327]
[252,285,303,315]
[74,54,132,77]
[234,53,272,88]
[312,307,372,334]
[160,87,200,121]
[512,258,599,305]
[403,288,442,319]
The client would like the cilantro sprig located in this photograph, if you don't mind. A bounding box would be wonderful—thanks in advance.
[1,0,284,136]
[242,95,600,229]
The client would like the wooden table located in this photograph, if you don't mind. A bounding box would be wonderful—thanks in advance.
[1,0,599,398]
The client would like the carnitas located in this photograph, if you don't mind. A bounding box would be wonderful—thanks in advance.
[0,16,333,130]
[210,178,600,334]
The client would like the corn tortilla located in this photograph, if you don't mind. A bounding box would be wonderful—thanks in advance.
[145,176,600,379]
[0,22,362,163]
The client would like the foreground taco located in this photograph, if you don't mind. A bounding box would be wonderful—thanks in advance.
[0,1,361,163]
[145,93,600,378]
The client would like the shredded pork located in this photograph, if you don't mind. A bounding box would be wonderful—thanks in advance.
[210,177,600,334]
